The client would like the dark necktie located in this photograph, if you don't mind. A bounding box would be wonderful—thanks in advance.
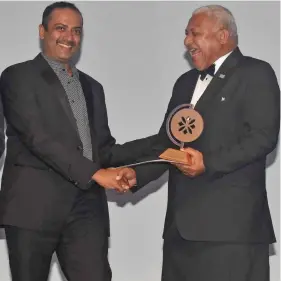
[199,64,215,81]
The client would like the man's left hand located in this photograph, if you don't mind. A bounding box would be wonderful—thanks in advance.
[173,147,205,177]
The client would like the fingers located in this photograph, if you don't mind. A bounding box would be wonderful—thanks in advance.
[115,168,137,193]
[115,168,125,181]
[115,177,130,193]
[93,168,130,192]
[96,167,137,193]
[174,163,193,176]
[110,171,128,192]
[179,147,195,165]
[116,168,135,180]
[173,148,202,177]
[180,147,197,155]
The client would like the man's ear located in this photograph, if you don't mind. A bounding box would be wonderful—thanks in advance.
[39,24,45,40]
[217,28,230,45]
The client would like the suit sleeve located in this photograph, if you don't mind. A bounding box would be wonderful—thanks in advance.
[130,82,183,191]
[204,62,280,178]
[0,67,100,190]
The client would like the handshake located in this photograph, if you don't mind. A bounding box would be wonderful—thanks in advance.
[92,167,137,193]
[92,147,206,192]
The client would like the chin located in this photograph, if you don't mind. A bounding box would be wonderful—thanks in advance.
[193,62,204,71]
[58,50,73,58]
[195,61,209,71]
[58,54,72,62]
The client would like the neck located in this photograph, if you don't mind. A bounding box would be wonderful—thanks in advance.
[64,64,72,75]
[42,52,73,76]
[42,52,71,66]
[218,44,236,59]
[209,45,236,67]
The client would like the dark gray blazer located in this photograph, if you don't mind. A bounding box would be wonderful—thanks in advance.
[0,53,157,233]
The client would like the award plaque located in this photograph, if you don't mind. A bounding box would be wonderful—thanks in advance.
[159,104,204,165]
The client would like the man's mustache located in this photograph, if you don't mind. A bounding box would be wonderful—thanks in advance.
[56,40,76,47]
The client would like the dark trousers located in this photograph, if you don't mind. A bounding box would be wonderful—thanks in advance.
[162,224,270,281]
[4,192,111,281]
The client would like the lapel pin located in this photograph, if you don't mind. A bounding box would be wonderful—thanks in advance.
[221,97,225,102]
[219,74,225,79]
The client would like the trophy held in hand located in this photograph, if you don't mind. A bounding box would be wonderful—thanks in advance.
[159,104,204,165]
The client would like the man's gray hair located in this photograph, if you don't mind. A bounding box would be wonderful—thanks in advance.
[193,5,238,44]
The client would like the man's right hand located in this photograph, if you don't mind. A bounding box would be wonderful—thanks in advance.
[92,168,130,192]
[116,167,137,191]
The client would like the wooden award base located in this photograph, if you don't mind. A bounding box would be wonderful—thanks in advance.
[159,148,192,165]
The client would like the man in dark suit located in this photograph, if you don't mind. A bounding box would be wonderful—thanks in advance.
[118,4,280,281]
[0,2,156,281]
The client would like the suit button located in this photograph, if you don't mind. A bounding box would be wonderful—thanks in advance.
[77,145,83,151]
[74,181,79,186]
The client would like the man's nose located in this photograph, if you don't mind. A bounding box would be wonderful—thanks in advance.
[64,29,75,41]
[184,34,193,47]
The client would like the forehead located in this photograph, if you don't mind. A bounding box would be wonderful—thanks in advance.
[186,13,217,31]
[48,8,82,27]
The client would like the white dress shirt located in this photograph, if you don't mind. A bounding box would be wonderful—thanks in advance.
[190,51,233,107]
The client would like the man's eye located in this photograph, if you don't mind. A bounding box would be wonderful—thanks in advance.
[74,29,81,35]
[56,26,65,31]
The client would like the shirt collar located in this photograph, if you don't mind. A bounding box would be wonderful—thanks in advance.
[41,52,79,77]
[213,50,233,74]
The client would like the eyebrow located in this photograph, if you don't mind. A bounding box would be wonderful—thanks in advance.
[185,27,199,33]
[54,23,82,29]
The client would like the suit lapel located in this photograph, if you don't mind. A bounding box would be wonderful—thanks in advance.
[33,54,79,136]
[32,54,98,152]
[194,47,244,113]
